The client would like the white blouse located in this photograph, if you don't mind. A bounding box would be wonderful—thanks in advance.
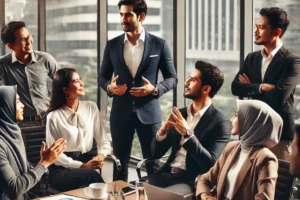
[46,101,111,169]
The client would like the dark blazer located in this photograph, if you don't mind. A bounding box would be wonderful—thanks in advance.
[151,104,231,178]
[232,46,300,140]
[98,32,177,124]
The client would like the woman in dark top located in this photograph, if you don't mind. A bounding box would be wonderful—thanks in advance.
[0,85,67,200]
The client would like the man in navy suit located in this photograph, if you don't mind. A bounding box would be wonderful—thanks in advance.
[99,0,177,181]
[232,7,300,160]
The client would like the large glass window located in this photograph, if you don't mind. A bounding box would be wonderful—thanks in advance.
[46,0,98,102]
[253,1,300,119]
[4,0,38,54]
[107,0,174,158]
[185,0,240,124]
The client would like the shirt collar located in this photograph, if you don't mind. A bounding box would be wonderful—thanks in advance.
[187,101,212,117]
[11,51,36,64]
[124,28,145,44]
[261,42,283,58]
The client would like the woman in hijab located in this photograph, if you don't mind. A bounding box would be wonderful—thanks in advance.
[196,100,282,200]
[0,86,66,200]
[46,68,111,192]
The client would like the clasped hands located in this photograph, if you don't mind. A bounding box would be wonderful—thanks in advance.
[238,73,275,92]
[107,75,154,97]
[158,107,190,137]
[81,153,105,169]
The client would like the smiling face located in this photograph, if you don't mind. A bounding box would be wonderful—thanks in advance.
[9,27,33,56]
[184,69,203,100]
[119,5,143,33]
[254,16,276,46]
[230,112,239,135]
[63,72,85,99]
[16,94,24,121]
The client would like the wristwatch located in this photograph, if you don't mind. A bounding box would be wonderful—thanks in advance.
[184,128,194,139]
[152,86,159,96]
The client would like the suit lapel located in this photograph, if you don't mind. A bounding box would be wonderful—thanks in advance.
[254,53,263,83]
[135,32,153,78]
[193,104,215,136]
[263,46,286,82]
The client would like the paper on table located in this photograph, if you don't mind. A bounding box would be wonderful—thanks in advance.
[40,194,87,200]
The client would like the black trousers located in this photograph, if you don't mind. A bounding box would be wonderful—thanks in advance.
[48,152,104,192]
[111,112,160,181]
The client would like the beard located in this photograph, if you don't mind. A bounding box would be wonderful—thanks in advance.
[121,22,137,32]
[183,86,202,100]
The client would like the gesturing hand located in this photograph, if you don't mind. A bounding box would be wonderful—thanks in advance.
[158,113,174,136]
[81,159,104,169]
[108,75,127,96]
[129,76,155,97]
[93,153,105,162]
[169,107,189,136]
[239,73,251,83]
[39,138,67,168]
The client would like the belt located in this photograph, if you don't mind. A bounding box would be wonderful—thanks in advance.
[171,167,185,174]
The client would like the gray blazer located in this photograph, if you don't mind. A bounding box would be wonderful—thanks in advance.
[0,139,46,200]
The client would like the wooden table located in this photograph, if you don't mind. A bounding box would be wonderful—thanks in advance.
[37,180,136,200]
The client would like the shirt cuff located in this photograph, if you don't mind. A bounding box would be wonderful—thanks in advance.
[35,162,48,176]
[156,132,167,141]
[107,85,114,95]
[181,134,194,145]
[259,84,263,93]
[70,160,84,168]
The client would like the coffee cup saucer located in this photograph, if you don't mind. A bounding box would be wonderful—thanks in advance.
[84,187,108,199]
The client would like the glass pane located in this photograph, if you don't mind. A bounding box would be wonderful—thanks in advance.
[185,0,240,140]
[4,0,38,54]
[107,0,174,157]
[46,0,98,102]
[253,1,300,119]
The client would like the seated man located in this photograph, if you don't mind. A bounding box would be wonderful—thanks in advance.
[143,60,231,192]
[290,122,300,178]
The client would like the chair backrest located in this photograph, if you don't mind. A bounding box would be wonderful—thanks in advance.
[275,159,296,200]
[21,125,45,164]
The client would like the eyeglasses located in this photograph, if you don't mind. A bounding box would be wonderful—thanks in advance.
[15,35,34,44]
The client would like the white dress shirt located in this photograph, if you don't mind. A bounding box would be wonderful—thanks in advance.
[261,43,283,81]
[46,101,111,169]
[157,102,212,170]
[123,28,145,78]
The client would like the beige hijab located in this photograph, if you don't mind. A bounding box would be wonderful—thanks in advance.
[237,100,283,149]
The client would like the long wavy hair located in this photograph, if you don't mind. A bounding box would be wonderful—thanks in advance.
[47,68,76,114]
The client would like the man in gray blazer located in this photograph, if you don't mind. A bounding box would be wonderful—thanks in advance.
[98,0,177,181]
[232,7,300,160]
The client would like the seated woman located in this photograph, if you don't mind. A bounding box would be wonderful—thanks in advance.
[196,100,282,200]
[46,68,111,192]
[0,86,66,200]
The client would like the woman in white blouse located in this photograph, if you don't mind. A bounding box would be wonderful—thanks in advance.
[46,68,111,192]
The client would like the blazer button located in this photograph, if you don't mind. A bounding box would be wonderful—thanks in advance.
[132,81,135,85]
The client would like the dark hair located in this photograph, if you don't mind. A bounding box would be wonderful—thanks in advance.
[1,21,26,44]
[47,68,76,114]
[118,0,147,17]
[195,60,224,98]
[295,123,300,148]
[259,7,290,38]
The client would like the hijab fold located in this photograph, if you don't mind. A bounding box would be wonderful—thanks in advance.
[237,100,283,149]
[0,86,27,173]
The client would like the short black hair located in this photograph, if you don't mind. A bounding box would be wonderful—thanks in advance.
[118,0,147,17]
[1,21,26,44]
[259,7,290,38]
[195,60,224,98]
[295,123,300,148]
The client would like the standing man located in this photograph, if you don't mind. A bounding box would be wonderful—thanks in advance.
[99,0,177,181]
[144,61,230,192]
[231,7,300,159]
[0,21,60,122]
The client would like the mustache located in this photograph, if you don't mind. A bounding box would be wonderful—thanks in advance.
[184,86,190,90]
[122,22,130,26]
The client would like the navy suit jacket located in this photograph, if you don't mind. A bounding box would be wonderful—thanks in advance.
[151,105,231,179]
[232,46,300,140]
[99,32,177,124]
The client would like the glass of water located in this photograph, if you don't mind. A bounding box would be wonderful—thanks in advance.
[135,179,148,200]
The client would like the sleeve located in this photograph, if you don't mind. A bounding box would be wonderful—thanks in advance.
[0,64,7,85]
[196,143,232,198]
[46,115,83,168]
[182,119,231,172]
[98,43,114,97]
[254,155,278,200]
[231,54,261,97]
[93,105,111,157]
[0,146,47,200]
[156,41,178,98]
[151,127,174,159]
[45,53,61,79]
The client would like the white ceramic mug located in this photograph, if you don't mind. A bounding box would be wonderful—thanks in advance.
[84,183,108,199]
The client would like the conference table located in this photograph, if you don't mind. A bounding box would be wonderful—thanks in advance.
[37,180,136,200]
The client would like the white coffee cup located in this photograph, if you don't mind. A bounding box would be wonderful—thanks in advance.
[84,183,108,199]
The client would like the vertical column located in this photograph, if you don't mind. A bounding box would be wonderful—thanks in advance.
[218,0,222,51]
[198,0,202,50]
[204,0,208,50]
[225,0,230,50]
[191,0,195,50]
[211,0,215,51]
[38,0,46,51]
